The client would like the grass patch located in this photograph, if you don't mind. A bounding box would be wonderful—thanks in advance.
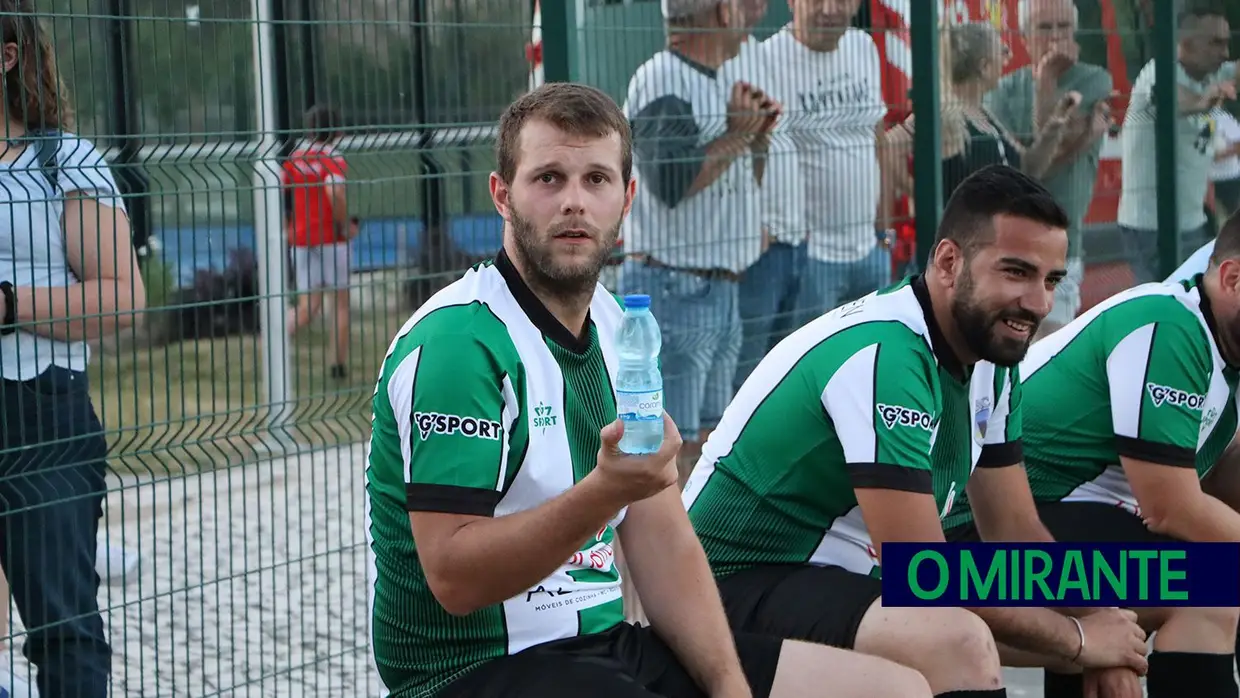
[88,283,414,475]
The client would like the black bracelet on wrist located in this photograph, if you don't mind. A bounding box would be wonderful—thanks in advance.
[0,281,16,336]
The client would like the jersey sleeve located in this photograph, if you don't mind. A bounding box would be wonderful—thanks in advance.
[324,154,347,184]
[394,332,518,516]
[977,365,1024,468]
[1108,320,1211,467]
[820,338,937,494]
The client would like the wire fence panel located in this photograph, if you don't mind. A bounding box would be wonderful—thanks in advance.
[0,0,1235,696]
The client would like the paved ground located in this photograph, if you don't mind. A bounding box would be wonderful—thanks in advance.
[0,442,1058,697]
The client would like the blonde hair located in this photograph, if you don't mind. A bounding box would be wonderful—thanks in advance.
[938,21,1001,157]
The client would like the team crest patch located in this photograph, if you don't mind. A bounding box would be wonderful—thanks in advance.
[974,397,992,440]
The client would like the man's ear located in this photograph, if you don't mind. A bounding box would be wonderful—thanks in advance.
[489,172,512,222]
[1218,257,1240,297]
[931,239,964,288]
[622,176,637,218]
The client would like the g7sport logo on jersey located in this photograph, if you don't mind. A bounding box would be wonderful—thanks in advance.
[533,401,558,432]
[876,404,935,431]
[413,412,503,441]
[1146,383,1206,411]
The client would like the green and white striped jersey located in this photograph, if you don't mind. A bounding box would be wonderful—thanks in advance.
[365,250,628,698]
[684,276,1023,579]
[946,275,1240,528]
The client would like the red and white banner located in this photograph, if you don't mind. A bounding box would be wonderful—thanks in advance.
[526,0,545,92]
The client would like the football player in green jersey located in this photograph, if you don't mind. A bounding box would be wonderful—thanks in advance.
[946,209,1240,698]
[685,165,1148,698]
[366,81,932,698]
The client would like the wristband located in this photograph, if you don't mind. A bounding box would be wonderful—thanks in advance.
[1069,615,1085,663]
[0,281,14,336]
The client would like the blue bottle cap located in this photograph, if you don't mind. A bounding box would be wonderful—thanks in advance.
[624,294,651,309]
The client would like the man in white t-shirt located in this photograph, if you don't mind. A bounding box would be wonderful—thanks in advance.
[722,34,808,392]
[1211,109,1240,222]
[740,0,892,349]
[1117,6,1236,283]
[621,0,778,473]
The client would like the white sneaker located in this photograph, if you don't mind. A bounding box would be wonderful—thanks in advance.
[95,540,140,585]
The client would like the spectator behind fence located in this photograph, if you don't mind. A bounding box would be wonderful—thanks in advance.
[985,0,1114,337]
[1210,107,1240,224]
[888,22,1071,212]
[620,0,778,476]
[284,104,358,380]
[0,2,148,696]
[1118,3,1236,284]
[729,0,896,391]
[719,25,806,396]
[365,81,933,698]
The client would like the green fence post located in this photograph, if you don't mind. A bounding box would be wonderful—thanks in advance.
[541,0,581,83]
[910,1,942,270]
[1153,0,1179,279]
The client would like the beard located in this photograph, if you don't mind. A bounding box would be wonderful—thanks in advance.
[508,204,620,299]
[950,270,1041,367]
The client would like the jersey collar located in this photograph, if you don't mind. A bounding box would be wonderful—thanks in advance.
[911,274,968,380]
[494,248,594,354]
[1192,273,1239,371]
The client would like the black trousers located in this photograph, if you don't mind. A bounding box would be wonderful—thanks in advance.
[0,366,111,698]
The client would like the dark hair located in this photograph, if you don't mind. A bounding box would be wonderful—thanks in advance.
[1211,211,1240,267]
[304,104,343,143]
[936,164,1069,255]
[496,82,633,185]
[1179,1,1228,28]
[1,1,72,132]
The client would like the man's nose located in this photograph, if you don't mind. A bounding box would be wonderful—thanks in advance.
[560,181,587,214]
[1023,284,1055,319]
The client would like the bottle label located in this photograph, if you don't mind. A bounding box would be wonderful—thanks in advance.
[616,389,663,422]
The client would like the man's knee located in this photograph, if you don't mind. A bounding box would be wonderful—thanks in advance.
[770,639,933,698]
[1142,605,1238,633]
[855,601,1002,692]
[1145,605,1239,652]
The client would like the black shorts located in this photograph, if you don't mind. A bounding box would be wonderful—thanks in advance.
[717,564,883,650]
[944,500,1176,543]
[435,622,783,698]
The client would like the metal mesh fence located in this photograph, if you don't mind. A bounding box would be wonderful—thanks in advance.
[0,0,1235,696]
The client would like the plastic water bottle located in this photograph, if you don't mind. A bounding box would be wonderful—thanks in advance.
[615,294,664,454]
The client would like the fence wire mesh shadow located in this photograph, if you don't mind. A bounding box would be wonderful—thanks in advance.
[0,0,525,695]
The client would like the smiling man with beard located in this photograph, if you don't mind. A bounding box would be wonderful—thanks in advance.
[683,165,1151,698]
[945,208,1240,698]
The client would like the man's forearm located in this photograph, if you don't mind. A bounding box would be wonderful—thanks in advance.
[1033,80,1060,132]
[975,509,1098,618]
[631,526,748,694]
[1148,492,1240,542]
[424,473,624,615]
[969,606,1082,661]
[1178,86,1217,116]
[686,132,752,199]
[751,133,770,185]
[15,281,144,341]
